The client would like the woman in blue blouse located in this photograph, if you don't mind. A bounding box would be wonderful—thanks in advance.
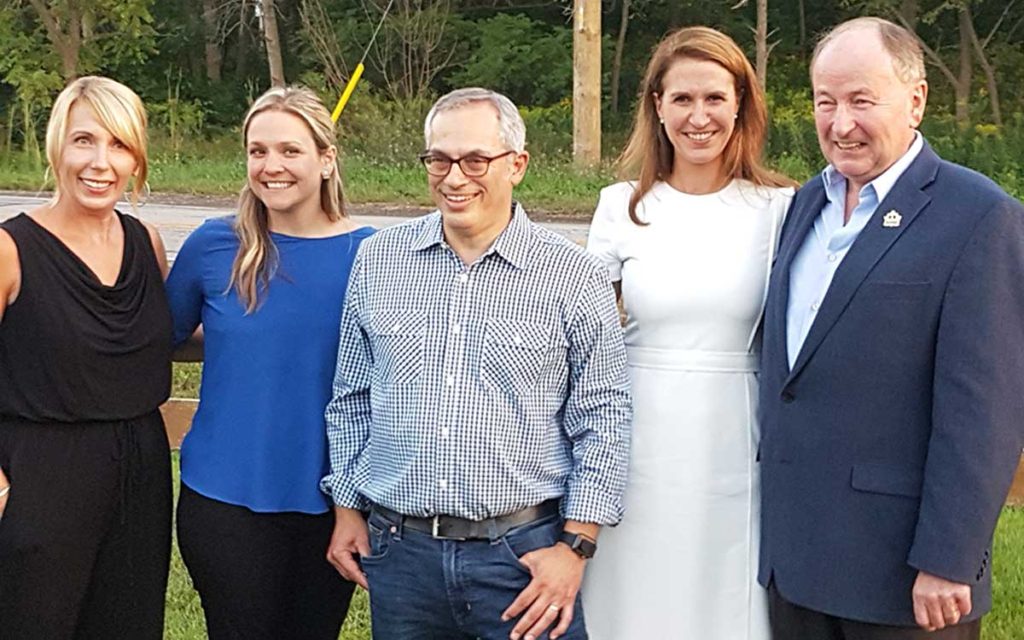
[165,86,372,639]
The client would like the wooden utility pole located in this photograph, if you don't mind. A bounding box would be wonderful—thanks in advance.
[573,0,601,168]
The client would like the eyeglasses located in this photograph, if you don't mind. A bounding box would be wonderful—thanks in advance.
[418,150,517,177]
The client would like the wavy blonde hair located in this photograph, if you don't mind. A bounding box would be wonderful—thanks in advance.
[46,76,149,208]
[229,86,347,313]
[619,26,795,225]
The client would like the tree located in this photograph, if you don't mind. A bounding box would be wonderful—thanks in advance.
[258,0,286,86]
[201,0,224,82]
[610,0,632,114]
[15,0,156,81]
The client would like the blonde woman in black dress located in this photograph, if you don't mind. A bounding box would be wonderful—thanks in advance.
[0,76,172,639]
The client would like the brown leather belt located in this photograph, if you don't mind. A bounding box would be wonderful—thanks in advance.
[370,499,560,540]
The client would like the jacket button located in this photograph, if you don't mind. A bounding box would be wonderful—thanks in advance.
[781,391,795,403]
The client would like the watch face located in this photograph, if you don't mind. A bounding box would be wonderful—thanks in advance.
[560,531,596,558]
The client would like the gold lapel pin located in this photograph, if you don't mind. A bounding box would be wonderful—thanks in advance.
[882,209,902,228]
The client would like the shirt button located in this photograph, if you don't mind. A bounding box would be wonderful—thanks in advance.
[451,323,461,335]
[828,254,837,262]
[438,479,448,490]
[391,323,402,332]
[513,335,524,346]
[457,273,469,283]
[810,302,820,311]
[440,427,450,438]
[445,375,455,387]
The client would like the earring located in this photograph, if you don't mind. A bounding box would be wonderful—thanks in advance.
[659,117,665,124]
[734,113,739,120]
[322,169,331,179]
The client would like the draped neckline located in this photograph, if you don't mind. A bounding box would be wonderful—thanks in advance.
[18,211,130,289]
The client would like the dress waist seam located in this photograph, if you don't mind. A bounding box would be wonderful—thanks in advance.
[626,346,759,372]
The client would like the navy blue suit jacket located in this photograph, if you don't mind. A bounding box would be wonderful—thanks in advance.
[758,142,1024,625]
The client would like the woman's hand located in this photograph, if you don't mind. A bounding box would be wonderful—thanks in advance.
[0,466,10,518]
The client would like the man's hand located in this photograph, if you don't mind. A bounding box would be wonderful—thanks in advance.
[912,570,972,631]
[326,506,371,589]
[502,521,597,640]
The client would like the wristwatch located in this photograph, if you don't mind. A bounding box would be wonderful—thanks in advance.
[558,531,597,559]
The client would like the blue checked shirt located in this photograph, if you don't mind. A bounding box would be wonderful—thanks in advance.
[320,203,631,525]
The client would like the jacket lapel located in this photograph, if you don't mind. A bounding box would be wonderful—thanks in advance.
[768,181,825,378]
[786,145,941,384]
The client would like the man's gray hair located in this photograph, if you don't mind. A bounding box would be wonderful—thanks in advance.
[423,88,527,153]
[812,16,926,84]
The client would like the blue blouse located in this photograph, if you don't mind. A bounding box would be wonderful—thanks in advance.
[166,216,374,513]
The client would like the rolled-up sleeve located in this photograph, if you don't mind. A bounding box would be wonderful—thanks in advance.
[561,264,632,525]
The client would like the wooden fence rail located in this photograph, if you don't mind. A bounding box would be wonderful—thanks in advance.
[158,398,1024,506]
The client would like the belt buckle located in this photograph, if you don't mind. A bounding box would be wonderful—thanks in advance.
[430,515,466,541]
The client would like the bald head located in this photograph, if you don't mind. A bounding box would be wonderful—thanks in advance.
[812,17,925,85]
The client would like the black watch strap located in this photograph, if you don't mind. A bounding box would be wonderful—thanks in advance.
[558,531,597,559]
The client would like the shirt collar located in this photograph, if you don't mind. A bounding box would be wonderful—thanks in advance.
[409,201,532,270]
[820,131,924,205]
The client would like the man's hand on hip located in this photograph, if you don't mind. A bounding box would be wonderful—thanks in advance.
[326,506,371,589]
[912,570,972,631]
[502,541,585,640]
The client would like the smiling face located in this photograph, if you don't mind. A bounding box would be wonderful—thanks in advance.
[425,101,528,242]
[245,109,335,221]
[655,57,738,183]
[55,102,139,215]
[812,28,927,193]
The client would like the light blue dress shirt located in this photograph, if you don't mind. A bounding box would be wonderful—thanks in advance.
[786,133,924,368]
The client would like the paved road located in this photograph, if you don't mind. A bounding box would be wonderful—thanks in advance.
[0,194,590,262]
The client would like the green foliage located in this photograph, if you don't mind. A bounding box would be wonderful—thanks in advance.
[450,14,573,107]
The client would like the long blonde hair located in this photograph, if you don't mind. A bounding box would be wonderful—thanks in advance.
[619,26,795,225]
[46,76,149,208]
[229,86,347,312]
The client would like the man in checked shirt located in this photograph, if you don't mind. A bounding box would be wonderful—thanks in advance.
[320,87,631,640]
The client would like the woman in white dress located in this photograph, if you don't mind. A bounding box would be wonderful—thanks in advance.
[582,26,796,640]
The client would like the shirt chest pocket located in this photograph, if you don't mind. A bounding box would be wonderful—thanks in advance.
[371,309,426,386]
[481,318,555,394]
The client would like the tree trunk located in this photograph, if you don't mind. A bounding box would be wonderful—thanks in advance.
[573,0,601,168]
[260,0,285,87]
[236,0,251,81]
[900,0,919,32]
[755,0,768,90]
[201,0,223,82]
[964,7,1002,127]
[955,8,972,129]
[26,0,82,80]
[610,0,631,114]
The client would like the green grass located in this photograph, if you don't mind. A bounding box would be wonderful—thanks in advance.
[0,150,616,215]
[168,364,1024,638]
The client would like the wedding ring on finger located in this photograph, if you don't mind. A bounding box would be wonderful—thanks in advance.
[547,604,561,613]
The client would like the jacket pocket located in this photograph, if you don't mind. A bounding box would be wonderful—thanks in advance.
[850,463,922,498]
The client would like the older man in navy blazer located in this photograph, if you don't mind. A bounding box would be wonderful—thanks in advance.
[759,16,1024,640]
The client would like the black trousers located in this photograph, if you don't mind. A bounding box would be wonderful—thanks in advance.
[0,413,172,640]
[176,483,356,640]
[769,582,981,640]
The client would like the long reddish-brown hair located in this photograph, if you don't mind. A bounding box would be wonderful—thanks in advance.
[619,26,795,225]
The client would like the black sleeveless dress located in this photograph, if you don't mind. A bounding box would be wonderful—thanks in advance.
[0,211,173,640]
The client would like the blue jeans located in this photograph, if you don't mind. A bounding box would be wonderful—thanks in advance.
[362,509,588,640]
